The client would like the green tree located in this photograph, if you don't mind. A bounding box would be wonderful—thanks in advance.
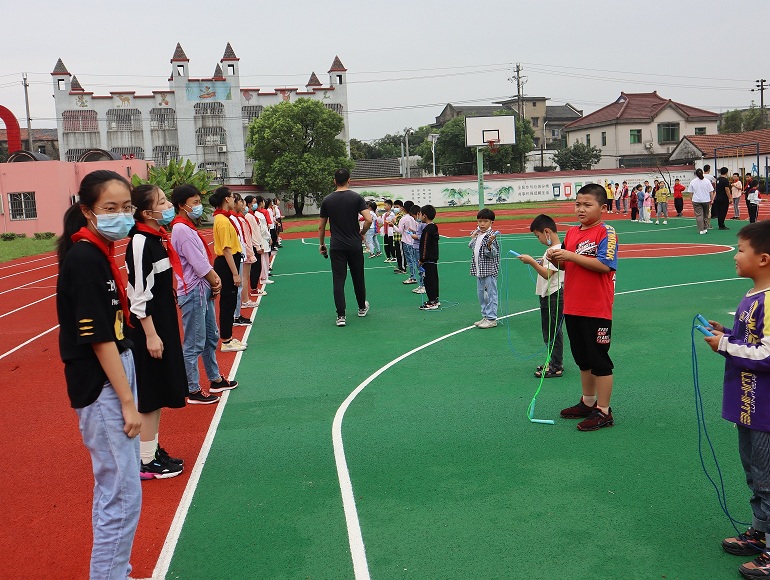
[131,158,213,213]
[247,98,352,216]
[552,142,603,170]
[719,109,744,133]
[350,138,378,160]
[744,103,764,131]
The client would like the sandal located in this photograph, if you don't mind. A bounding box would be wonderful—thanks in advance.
[534,367,563,378]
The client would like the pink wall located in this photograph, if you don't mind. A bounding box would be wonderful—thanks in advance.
[0,160,149,236]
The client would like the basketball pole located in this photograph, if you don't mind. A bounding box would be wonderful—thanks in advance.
[477,146,484,209]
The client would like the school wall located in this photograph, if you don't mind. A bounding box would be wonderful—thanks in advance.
[0,159,149,236]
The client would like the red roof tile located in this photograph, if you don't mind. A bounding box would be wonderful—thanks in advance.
[51,58,71,76]
[70,76,84,91]
[221,42,238,61]
[683,129,770,157]
[0,128,59,141]
[213,64,224,79]
[565,91,718,130]
[306,72,322,87]
[328,56,347,72]
[171,43,189,62]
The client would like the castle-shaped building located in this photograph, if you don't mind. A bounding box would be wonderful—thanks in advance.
[51,43,349,185]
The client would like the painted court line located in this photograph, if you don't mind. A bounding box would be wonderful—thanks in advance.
[332,275,745,578]
[0,294,56,318]
[0,325,59,361]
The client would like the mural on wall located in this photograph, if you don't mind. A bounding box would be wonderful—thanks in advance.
[115,95,131,107]
[186,82,232,101]
[277,89,291,102]
[75,95,88,108]
[242,90,254,103]
[157,93,170,106]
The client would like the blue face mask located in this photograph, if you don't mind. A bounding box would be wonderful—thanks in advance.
[95,213,134,242]
[155,206,176,226]
[186,204,204,220]
[252,204,258,211]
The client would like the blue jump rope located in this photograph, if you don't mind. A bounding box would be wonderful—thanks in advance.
[692,314,749,533]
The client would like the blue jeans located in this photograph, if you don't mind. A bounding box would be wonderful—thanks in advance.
[75,350,141,580]
[404,244,418,279]
[477,275,498,320]
[178,284,221,393]
[234,259,244,318]
[365,229,380,254]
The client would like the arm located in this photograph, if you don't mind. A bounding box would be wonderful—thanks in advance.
[204,269,222,297]
[318,216,328,255]
[92,342,141,437]
[139,315,163,358]
[517,254,557,280]
[360,209,372,236]
[223,247,241,287]
[547,248,612,273]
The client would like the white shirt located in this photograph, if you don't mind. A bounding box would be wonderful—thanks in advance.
[473,232,486,268]
[536,244,563,297]
[689,177,714,203]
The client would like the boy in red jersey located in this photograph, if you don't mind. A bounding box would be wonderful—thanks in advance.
[547,183,618,431]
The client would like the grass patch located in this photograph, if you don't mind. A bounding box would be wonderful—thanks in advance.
[0,236,57,263]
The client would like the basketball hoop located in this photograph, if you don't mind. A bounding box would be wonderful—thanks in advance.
[487,139,500,154]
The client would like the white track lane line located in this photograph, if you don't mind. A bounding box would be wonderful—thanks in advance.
[0,254,55,270]
[332,274,745,578]
[0,325,59,361]
[0,262,60,281]
[0,294,56,318]
[0,273,58,296]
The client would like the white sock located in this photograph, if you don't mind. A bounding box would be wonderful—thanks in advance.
[140,439,157,465]
[582,395,597,407]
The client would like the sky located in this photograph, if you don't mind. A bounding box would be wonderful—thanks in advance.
[1,0,766,143]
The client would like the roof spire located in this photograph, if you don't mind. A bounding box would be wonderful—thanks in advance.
[213,63,224,79]
[51,58,71,76]
[70,76,84,91]
[171,43,189,63]
[306,72,322,87]
[328,56,347,73]
[221,42,239,61]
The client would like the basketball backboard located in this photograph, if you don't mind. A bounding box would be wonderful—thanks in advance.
[465,115,516,148]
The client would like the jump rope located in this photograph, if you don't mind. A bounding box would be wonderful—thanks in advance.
[692,316,750,533]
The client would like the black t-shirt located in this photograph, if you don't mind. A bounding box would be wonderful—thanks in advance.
[715,176,731,200]
[57,241,132,409]
[420,222,440,263]
[319,189,368,251]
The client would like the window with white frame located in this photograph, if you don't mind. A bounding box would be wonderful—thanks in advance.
[106,109,142,132]
[242,105,263,126]
[324,103,343,116]
[150,108,177,130]
[9,192,37,220]
[196,127,227,146]
[62,110,98,132]
[194,102,224,116]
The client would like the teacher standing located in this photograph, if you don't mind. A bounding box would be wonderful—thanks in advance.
[689,168,715,235]
[318,168,372,327]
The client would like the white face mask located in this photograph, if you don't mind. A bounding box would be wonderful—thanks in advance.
[94,213,134,241]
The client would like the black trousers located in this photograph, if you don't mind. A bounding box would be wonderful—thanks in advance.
[749,202,759,223]
[270,227,279,250]
[630,207,638,221]
[214,253,242,340]
[423,262,439,302]
[384,234,394,259]
[714,197,729,228]
[394,238,405,270]
[250,247,261,291]
[674,197,684,216]
[330,246,366,316]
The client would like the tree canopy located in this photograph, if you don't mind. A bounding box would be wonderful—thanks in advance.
[719,104,766,133]
[247,98,352,216]
[552,142,603,170]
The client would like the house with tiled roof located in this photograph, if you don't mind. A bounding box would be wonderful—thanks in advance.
[0,128,59,160]
[496,97,582,149]
[563,91,718,170]
[668,129,770,176]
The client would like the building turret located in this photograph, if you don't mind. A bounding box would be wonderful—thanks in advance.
[328,56,347,87]
[220,42,240,78]
[170,43,189,81]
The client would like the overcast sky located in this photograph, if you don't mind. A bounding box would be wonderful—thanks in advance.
[1,0,765,143]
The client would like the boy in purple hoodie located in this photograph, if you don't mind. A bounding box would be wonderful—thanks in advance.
[703,221,770,578]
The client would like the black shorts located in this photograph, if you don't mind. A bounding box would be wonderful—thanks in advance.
[564,315,613,376]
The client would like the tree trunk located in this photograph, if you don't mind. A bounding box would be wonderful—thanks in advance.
[293,191,305,217]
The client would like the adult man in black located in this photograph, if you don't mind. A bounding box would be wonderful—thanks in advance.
[714,166,731,230]
[318,168,372,327]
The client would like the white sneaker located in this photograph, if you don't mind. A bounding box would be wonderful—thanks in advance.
[700,230,707,235]
[473,319,486,327]
[241,300,258,308]
[412,286,426,294]
[358,301,370,317]
[336,315,346,327]
[655,220,659,224]
[663,220,667,224]
[262,279,275,284]
[221,339,247,352]
[477,319,498,329]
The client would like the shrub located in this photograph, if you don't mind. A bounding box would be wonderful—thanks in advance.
[34,232,56,240]
[1,232,16,241]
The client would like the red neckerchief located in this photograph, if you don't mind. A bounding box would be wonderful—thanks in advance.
[258,208,273,225]
[133,222,186,292]
[170,214,213,261]
[71,226,132,328]
[213,208,240,235]
[236,213,251,240]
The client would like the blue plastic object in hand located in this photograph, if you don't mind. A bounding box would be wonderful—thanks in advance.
[695,324,714,337]
[696,314,710,327]
[509,250,521,257]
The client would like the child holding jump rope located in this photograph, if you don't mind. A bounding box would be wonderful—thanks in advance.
[702,221,770,578]
[56,170,142,579]
[515,214,565,379]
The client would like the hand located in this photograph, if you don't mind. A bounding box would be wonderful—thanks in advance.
[708,320,725,333]
[517,254,536,266]
[257,249,264,255]
[146,334,164,359]
[547,248,570,263]
[319,244,327,256]
[121,401,141,438]
[470,229,480,239]
[233,274,242,287]
[704,331,724,352]
[487,234,496,248]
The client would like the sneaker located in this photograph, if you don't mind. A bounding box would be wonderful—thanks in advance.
[412,286,426,294]
[577,407,614,431]
[740,552,770,578]
[233,316,252,326]
[663,220,668,224]
[655,220,659,224]
[560,398,597,418]
[723,528,767,556]
[719,226,730,230]
[255,289,267,296]
[394,269,406,274]
[368,253,378,259]
[156,447,183,466]
[263,279,275,284]
[187,389,220,405]
[358,301,370,317]
[700,230,707,235]
[221,339,247,352]
[419,301,439,310]
[473,319,486,327]
[241,300,258,308]
[210,375,238,393]
[477,318,497,328]
[403,278,417,285]
[336,315,346,327]
[140,455,183,479]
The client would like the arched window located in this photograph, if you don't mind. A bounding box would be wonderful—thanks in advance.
[242,105,263,126]
[196,127,227,146]
[150,108,177,130]
[152,146,179,166]
[106,109,142,131]
[62,110,98,132]
[194,102,224,116]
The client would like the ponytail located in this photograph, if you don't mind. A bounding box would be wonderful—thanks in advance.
[57,204,87,267]
[695,168,704,180]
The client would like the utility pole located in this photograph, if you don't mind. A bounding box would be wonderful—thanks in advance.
[22,73,32,152]
[753,79,767,129]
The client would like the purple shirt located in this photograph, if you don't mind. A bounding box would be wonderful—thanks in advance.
[720,288,770,431]
[170,222,212,296]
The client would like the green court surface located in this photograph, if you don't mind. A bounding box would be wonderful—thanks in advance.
[169,218,754,580]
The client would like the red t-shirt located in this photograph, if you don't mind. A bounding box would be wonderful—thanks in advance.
[563,222,618,320]
[673,183,686,198]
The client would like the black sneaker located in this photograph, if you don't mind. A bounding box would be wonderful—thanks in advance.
[740,552,770,578]
[156,447,183,466]
[233,316,252,326]
[577,407,614,431]
[724,528,767,556]
[210,375,238,393]
[187,390,220,405]
[560,398,597,418]
[336,315,346,327]
[141,455,183,479]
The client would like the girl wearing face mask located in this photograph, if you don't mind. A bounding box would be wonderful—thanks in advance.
[125,185,188,479]
[56,170,142,580]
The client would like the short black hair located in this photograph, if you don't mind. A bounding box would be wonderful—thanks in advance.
[404,200,414,211]
[421,204,436,220]
[477,208,495,221]
[384,199,393,206]
[720,167,729,175]
[244,195,256,205]
[209,186,232,208]
[409,205,420,216]
[577,183,608,207]
[171,184,201,210]
[738,221,770,255]
[334,168,350,185]
[530,214,557,233]
[703,164,711,172]
[393,200,403,207]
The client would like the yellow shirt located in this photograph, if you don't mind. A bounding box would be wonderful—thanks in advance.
[213,214,242,256]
